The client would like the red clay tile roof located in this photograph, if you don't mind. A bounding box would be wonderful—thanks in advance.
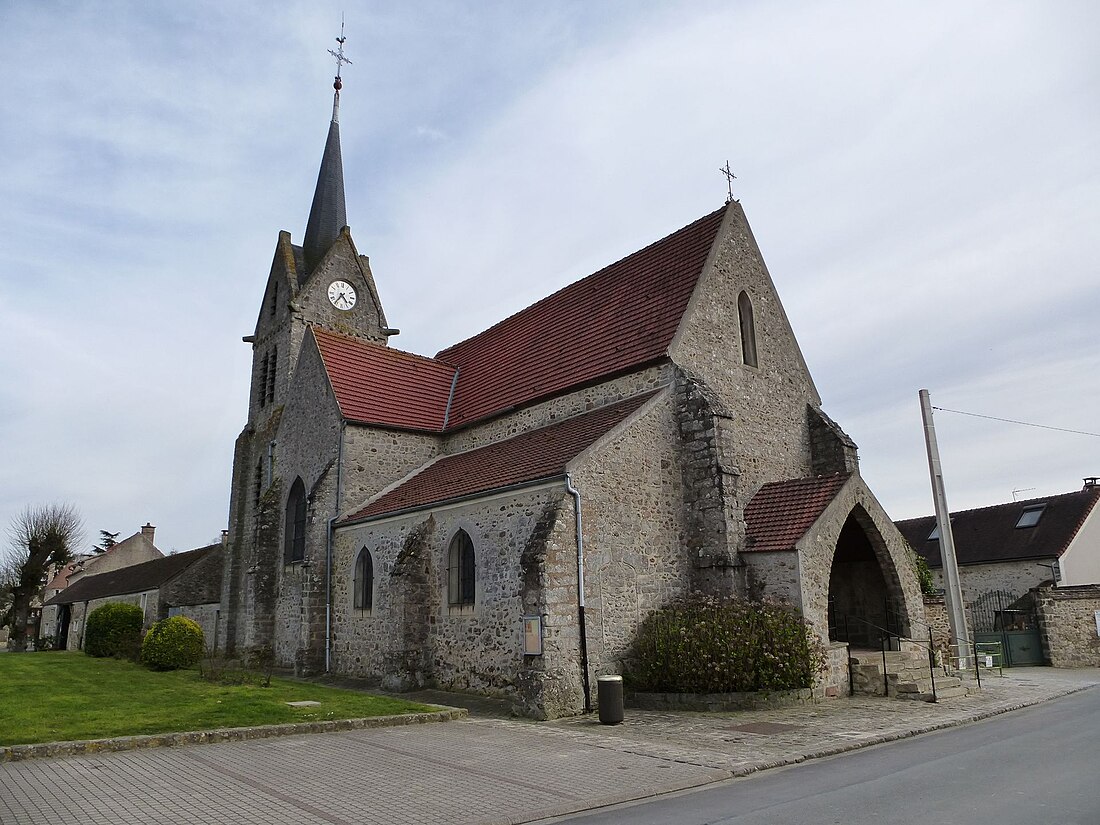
[342,392,659,523]
[896,487,1100,567]
[435,206,728,429]
[313,328,456,431]
[743,474,851,552]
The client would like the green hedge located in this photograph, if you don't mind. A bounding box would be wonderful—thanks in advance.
[627,594,826,693]
[84,602,144,660]
[141,616,205,671]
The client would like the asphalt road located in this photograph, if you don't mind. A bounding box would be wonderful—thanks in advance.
[544,686,1100,825]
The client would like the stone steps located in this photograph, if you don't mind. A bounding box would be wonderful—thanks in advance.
[849,647,972,702]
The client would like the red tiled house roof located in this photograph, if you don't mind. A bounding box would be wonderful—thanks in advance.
[436,206,726,429]
[743,474,851,552]
[896,487,1100,568]
[343,392,658,523]
[313,328,456,431]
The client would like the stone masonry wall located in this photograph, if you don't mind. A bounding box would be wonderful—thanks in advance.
[930,559,1058,605]
[291,230,388,346]
[443,365,670,455]
[673,367,740,593]
[339,426,439,517]
[569,394,692,704]
[263,335,343,673]
[332,485,565,711]
[1036,584,1100,667]
[670,202,819,513]
[922,595,952,662]
[169,603,221,650]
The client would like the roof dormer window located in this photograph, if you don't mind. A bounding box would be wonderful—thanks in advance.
[1015,505,1045,528]
[927,524,940,541]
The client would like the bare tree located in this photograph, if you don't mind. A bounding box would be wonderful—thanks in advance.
[3,504,84,651]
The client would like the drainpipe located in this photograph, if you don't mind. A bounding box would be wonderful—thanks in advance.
[565,473,593,713]
[325,422,347,673]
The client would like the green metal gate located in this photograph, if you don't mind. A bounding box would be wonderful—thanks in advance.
[968,590,1045,667]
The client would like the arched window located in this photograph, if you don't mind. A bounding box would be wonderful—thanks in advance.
[353,548,374,610]
[447,530,475,606]
[284,477,306,563]
[737,290,758,367]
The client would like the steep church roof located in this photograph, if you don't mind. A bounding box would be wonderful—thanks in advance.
[314,205,728,434]
[313,328,455,430]
[302,84,348,275]
[342,392,658,523]
[436,206,728,429]
[897,486,1100,568]
[743,473,851,552]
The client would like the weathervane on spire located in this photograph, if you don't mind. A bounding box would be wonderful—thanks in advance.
[720,160,737,203]
[328,17,352,92]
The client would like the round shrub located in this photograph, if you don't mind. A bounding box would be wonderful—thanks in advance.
[84,602,144,659]
[141,616,205,671]
[627,594,826,694]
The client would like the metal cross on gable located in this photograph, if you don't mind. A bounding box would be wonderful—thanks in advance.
[719,160,736,203]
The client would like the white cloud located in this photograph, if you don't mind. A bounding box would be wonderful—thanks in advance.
[0,0,1097,551]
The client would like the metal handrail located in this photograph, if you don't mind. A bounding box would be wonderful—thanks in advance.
[835,612,939,702]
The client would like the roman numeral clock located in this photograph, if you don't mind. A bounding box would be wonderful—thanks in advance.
[328,280,357,310]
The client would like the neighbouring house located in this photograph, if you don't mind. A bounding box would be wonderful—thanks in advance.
[220,71,926,718]
[896,480,1100,603]
[44,543,224,651]
[38,523,163,645]
[897,479,1100,667]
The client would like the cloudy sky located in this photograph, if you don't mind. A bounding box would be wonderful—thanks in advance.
[1,1,1097,554]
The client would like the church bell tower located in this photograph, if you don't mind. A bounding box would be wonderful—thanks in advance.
[222,29,391,659]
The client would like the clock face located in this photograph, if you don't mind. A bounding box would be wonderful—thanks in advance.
[327,280,357,311]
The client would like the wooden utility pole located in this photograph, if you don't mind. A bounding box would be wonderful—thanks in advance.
[919,389,971,668]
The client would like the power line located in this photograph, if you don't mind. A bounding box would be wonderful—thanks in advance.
[931,406,1100,439]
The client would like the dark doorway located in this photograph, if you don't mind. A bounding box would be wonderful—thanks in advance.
[827,514,899,648]
[57,605,71,650]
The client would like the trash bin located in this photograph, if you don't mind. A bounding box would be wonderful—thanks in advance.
[597,675,624,725]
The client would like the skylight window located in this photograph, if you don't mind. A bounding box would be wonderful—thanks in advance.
[927,525,940,541]
[1016,505,1046,528]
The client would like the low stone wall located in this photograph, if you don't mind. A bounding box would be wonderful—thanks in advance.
[629,687,816,712]
[922,595,951,663]
[820,641,850,698]
[1036,585,1100,668]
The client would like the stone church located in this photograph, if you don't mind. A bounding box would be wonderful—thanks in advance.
[220,73,925,718]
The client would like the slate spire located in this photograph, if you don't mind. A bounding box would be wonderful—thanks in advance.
[303,31,352,274]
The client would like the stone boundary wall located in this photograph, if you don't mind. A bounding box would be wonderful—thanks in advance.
[1036,584,1100,668]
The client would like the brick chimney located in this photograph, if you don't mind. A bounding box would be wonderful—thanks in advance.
[141,523,156,543]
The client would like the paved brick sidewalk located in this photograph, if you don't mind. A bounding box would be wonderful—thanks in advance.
[1,668,1096,825]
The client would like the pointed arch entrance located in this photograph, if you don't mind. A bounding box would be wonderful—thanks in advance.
[827,508,909,648]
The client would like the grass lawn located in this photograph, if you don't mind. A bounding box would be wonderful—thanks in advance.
[0,651,436,746]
